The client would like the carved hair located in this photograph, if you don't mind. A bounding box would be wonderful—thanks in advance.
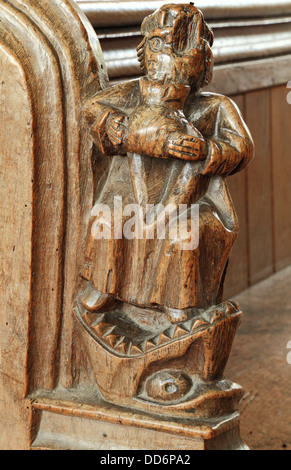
[137,3,214,87]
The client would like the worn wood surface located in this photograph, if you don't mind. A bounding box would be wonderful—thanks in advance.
[74,5,253,431]
[77,0,291,88]
[0,42,33,451]
[30,396,246,450]
[0,0,290,451]
[0,0,107,449]
[0,0,107,395]
[28,266,291,450]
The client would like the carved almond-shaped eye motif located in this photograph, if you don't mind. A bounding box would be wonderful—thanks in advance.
[148,36,164,52]
[144,370,191,403]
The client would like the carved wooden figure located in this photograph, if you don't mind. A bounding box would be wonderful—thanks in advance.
[0,0,254,450]
[73,3,254,447]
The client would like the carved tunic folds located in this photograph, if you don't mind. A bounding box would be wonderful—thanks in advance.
[74,4,255,418]
[82,77,253,310]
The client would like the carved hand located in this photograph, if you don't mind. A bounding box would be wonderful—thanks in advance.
[167,133,208,161]
[105,112,129,147]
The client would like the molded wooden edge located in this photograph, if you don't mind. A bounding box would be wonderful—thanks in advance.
[29,396,241,441]
[0,0,66,393]
[78,0,291,28]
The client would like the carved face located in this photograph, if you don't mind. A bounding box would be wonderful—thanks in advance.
[144,26,205,86]
[138,5,214,89]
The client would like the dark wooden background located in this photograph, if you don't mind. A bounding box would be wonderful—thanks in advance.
[224,87,291,298]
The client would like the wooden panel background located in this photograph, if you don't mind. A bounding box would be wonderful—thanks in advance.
[271,87,291,271]
[224,84,291,299]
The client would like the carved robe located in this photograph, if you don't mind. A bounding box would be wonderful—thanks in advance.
[82,78,254,310]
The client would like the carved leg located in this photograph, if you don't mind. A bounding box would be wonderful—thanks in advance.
[162,305,195,324]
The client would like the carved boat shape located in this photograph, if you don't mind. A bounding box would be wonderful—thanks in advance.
[74,300,243,419]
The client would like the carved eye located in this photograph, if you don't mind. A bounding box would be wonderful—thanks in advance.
[148,36,164,52]
[142,370,192,403]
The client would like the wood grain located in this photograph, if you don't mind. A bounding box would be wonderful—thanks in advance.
[0,0,108,393]
[245,89,273,285]
[30,398,246,450]
[271,85,291,271]
[0,43,32,450]
[2,0,290,451]
[74,5,253,440]
[224,94,249,299]
[0,0,107,448]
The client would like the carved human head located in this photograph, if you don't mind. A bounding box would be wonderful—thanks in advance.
[137,3,214,90]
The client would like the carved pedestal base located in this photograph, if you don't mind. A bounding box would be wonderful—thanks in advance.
[30,393,248,450]
[66,298,249,450]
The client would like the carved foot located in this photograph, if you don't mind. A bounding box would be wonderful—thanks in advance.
[162,305,195,324]
[80,281,115,312]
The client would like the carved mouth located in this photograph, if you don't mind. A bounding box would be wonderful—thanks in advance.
[74,300,239,358]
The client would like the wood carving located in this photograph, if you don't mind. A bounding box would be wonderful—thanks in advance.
[0,0,255,450]
[0,0,108,449]
[73,1,254,430]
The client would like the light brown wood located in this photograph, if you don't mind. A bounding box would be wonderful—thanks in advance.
[73,4,254,447]
[77,0,291,96]
[0,1,256,450]
[0,0,107,394]
[0,42,33,451]
[30,395,246,450]
[0,0,107,449]
[3,0,291,451]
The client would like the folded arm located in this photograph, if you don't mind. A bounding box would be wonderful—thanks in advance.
[201,96,254,176]
[83,80,140,156]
